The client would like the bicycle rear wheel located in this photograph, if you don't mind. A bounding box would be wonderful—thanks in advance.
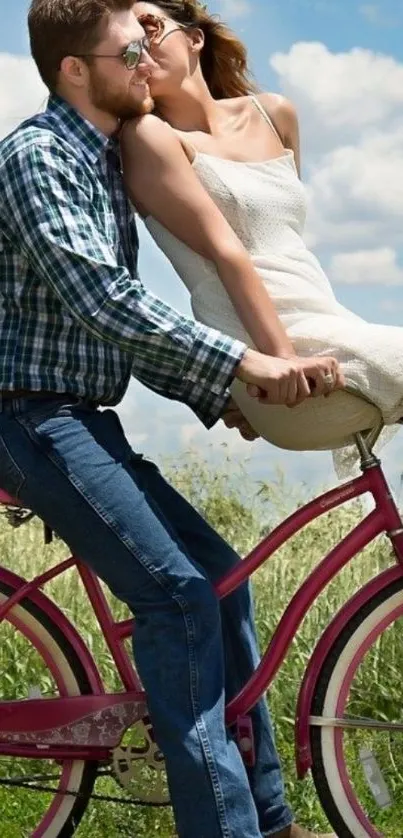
[0,579,98,837]
[310,576,403,838]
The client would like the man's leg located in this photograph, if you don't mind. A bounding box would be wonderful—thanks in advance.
[0,397,261,838]
[134,460,294,837]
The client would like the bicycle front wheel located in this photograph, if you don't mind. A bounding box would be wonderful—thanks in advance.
[310,576,403,838]
[0,579,98,837]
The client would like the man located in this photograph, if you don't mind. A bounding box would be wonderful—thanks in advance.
[0,1,340,835]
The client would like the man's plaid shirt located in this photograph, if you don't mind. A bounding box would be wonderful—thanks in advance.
[0,95,246,427]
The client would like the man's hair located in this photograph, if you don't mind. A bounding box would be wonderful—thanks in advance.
[28,0,134,92]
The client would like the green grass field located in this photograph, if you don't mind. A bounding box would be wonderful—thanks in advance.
[0,456,401,836]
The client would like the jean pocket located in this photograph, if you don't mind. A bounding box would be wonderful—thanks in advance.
[0,435,26,498]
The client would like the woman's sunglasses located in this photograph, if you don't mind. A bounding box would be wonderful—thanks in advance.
[137,14,190,47]
[72,35,151,71]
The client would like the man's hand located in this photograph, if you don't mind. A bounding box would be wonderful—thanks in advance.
[221,399,260,441]
[235,349,345,407]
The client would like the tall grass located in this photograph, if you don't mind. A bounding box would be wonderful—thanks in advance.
[0,456,401,836]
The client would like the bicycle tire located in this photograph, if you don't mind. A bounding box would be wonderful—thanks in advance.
[0,578,98,837]
[310,576,403,838]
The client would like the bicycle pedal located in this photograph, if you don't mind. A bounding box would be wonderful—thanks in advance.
[236,715,255,767]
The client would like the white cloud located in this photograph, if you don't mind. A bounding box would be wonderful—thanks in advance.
[270,42,403,256]
[303,130,403,249]
[329,247,403,286]
[0,53,46,140]
[271,42,403,138]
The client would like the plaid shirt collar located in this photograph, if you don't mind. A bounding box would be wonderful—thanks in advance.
[46,93,120,166]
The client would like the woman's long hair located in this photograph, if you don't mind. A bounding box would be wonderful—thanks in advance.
[136,0,259,99]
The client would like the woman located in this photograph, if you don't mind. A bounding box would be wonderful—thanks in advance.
[121,0,402,460]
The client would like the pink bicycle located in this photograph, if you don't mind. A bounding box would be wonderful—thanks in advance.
[0,422,402,837]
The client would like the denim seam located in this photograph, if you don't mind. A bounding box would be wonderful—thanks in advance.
[16,413,234,837]
[182,606,231,838]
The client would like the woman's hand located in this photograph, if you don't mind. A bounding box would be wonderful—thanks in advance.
[301,355,345,399]
[236,349,345,408]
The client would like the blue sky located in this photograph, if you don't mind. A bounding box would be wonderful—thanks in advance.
[1,0,403,495]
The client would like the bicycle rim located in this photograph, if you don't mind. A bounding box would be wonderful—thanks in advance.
[310,576,403,838]
[0,579,98,837]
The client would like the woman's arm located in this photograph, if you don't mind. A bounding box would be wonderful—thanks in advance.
[120,114,295,360]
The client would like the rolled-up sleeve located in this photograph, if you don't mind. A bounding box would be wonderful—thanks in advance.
[3,139,246,426]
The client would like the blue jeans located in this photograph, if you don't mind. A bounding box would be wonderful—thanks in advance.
[0,396,293,838]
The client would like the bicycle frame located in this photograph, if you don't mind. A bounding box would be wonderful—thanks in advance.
[218,462,403,721]
[0,445,402,773]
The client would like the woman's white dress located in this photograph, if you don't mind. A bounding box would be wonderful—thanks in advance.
[144,97,402,467]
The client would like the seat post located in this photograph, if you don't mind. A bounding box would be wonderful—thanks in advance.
[354,420,384,469]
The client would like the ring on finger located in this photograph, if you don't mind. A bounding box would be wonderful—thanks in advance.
[323,373,334,386]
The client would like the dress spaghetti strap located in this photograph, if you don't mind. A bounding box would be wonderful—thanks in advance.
[249,94,283,145]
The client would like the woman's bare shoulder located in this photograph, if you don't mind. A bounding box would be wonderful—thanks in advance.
[120,113,196,166]
[256,92,299,135]
[120,113,176,151]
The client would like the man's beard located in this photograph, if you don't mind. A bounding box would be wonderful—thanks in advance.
[89,71,154,119]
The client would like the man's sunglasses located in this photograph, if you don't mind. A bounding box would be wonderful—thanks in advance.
[72,35,151,70]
